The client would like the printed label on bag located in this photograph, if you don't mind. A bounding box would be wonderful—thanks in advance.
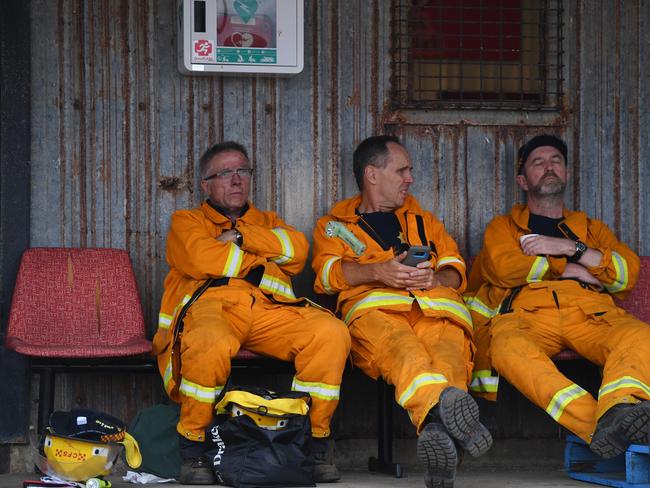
[210,425,226,467]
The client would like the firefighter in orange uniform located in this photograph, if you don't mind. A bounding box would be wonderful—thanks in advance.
[466,134,650,458]
[312,136,492,488]
[153,142,350,484]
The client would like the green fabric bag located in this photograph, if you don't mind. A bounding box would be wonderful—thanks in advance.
[127,404,181,479]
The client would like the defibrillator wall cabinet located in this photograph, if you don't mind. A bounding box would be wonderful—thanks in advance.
[178,0,304,75]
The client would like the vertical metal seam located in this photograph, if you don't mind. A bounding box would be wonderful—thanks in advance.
[329,1,339,205]
[311,1,320,223]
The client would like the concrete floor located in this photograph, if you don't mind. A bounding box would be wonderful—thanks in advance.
[1,468,591,488]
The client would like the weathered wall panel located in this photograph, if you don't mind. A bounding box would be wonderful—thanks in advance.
[25,0,650,439]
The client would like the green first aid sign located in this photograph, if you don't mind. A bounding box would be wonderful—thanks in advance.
[216,47,277,64]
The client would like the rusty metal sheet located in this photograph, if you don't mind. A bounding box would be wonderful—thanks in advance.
[28,0,650,331]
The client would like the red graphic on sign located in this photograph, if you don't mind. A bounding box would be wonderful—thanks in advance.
[194,40,213,56]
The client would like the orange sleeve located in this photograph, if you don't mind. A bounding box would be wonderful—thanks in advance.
[586,219,639,297]
[166,210,263,280]
[237,213,308,277]
[427,213,468,293]
[481,215,557,288]
[311,216,357,295]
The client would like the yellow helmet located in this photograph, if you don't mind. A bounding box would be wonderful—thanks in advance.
[37,409,142,482]
[39,434,121,481]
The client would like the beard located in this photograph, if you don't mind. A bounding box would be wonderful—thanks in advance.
[528,173,566,198]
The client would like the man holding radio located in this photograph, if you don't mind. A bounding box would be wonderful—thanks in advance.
[153,141,350,484]
[312,136,492,488]
[467,134,650,458]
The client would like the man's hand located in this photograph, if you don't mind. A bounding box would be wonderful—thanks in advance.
[369,252,430,289]
[217,229,239,243]
[341,253,462,291]
[520,235,574,256]
[562,262,603,289]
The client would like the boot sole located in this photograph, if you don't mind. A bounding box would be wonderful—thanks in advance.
[417,423,457,488]
[591,402,650,459]
[438,387,493,457]
[313,464,341,483]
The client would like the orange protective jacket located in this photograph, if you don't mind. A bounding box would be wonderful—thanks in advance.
[312,194,472,335]
[153,200,311,401]
[466,204,640,398]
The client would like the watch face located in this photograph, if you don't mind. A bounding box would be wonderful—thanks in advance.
[576,241,587,252]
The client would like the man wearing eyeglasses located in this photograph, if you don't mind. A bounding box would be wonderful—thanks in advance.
[153,141,350,484]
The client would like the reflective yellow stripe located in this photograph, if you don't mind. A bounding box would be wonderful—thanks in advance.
[526,256,549,282]
[259,274,297,299]
[398,373,448,407]
[292,377,340,401]
[181,294,191,305]
[469,370,499,393]
[604,251,629,293]
[163,358,173,393]
[223,243,244,277]
[599,376,650,400]
[464,296,499,319]
[270,228,295,264]
[344,292,414,324]
[545,383,588,421]
[416,297,473,329]
[179,378,223,403]
[436,256,464,270]
[321,256,339,295]
[158,312,173,330]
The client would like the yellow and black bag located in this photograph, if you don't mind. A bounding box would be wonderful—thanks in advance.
[205,386,314,488]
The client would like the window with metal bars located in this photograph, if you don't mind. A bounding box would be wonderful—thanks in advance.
[392,0,564,110]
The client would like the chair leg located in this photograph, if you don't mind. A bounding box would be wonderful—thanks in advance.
[368,380,403,477]
[37,367,54,434]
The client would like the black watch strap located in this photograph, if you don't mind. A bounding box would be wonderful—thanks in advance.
[569,240,587,262]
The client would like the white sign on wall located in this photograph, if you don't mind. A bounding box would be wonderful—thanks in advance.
[178,0,304,75]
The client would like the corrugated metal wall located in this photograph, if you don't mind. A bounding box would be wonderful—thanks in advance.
[30,0,393,327]
[26,0,650,436]
[31,0,650,332]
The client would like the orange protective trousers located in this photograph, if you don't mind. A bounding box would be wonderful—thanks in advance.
[490,281,650,443]
[177,284,350,441]
[349,303,473,433]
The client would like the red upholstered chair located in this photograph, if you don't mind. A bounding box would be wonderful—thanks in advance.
[5,248,152,431]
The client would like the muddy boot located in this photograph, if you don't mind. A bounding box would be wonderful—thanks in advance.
[436,387,493,458]
[311,437,341,483]
[591,401,650,459]
[418,422,457,488]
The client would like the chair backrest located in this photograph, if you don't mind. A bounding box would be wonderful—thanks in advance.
[617,256,650,324]
[5,248,151,358]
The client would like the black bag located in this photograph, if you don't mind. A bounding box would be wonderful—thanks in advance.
[205,386,315,488]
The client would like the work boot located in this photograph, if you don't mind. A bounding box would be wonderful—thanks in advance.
[311,437,341,483]
[418,422,457,488]
[179,457,217,485]
[178,435,216,485]
[590,401,650,459]
[435,387,493,458]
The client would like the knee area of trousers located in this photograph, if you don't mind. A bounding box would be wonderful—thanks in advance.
[311,317,351,355]
[490,328,526,356]
[183,327,239,357]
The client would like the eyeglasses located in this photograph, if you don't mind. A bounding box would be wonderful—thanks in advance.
[203,167,254,181]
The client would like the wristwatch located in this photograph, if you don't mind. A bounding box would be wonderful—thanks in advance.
[569,240,587,262]
[234,229,243,247]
